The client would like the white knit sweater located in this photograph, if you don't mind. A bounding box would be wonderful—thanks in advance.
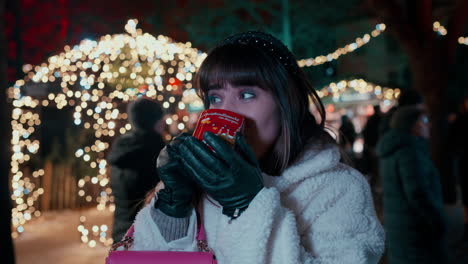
[131,142,385,264]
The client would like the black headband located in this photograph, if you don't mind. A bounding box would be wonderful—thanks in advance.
[218,31,300,75]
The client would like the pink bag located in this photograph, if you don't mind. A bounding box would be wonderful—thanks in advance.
[106,219,217,264]
[106,251,216,264]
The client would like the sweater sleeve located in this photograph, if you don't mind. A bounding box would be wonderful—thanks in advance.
[131,197,198,251]
[150,208,190,242]
[212,173,384,264]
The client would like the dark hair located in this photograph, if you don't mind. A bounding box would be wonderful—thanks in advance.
[398,89,423,107]
[128,97,163,132]
[390,105,425,133]
[195,32,332,175]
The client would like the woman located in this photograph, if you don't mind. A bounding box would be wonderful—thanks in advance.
[377,106,450,264]
[127,31,384,263]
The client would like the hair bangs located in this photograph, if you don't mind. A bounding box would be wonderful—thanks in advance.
[197,45,274,95]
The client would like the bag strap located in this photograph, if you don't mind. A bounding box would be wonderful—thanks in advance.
[125,224,136,237]
[196,210,207,241]
[109,225,135,252]
[196,214,210,252]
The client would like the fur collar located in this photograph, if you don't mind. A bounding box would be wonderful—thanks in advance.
[264,141,340,192]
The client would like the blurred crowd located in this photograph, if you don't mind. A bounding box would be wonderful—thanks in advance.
[338,90,468,263]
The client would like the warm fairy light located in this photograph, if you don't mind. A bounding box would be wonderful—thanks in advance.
[458,37,468,46]
[319,79,399,105]
[298,22,465,68]
[8,19,206,248]
[433,21,447,36]
[433,21,467,45]
[298,24,386,67]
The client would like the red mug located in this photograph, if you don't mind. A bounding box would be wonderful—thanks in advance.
[193,109,245,147]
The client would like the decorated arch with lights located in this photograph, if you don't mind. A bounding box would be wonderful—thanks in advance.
[8,19,206,247]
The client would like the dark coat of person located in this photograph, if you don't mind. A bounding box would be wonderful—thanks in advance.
[452,108,468,207]
[363,107,382,149]
[339,115,357,146]
[108,98,165,242]
[362,106,382,177]
[377,129,449,264]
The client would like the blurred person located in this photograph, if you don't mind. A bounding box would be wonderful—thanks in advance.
[362,105,383,192]
[452,97,468,238]
[339,114,357,154]
[377,106,450,264]
[363,105,382,158]
[113,31,385,263]
[108,97,166,242]
[378,89,423,136]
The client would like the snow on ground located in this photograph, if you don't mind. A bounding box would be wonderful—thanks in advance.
[14,207,113,264]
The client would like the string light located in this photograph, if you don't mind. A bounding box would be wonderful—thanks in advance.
[299,21,466,68]
[298,24,386,67]
[458,37,468,46]
[433,21,447,36]
[433,21,468,46]
[318,79,400,106]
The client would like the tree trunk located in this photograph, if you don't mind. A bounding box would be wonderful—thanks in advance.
[0,0,16,262]
[11,0,22,80]
[281,0,292,50]
[407,42,448,163]
[407,44,456,203]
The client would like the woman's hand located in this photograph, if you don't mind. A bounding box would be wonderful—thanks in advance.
[154,133,196,218]
[174,132,264,218]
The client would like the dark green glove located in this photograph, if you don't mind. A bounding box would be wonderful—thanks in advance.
[174,132,264,218]
[154,134,195,218]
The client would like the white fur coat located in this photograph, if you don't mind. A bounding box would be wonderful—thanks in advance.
[130,142,385,264]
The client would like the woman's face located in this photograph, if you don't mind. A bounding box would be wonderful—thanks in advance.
[207,83,281,159]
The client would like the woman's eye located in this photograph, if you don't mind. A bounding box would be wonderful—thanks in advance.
[241,92,255,100]
[208,95,221,104]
